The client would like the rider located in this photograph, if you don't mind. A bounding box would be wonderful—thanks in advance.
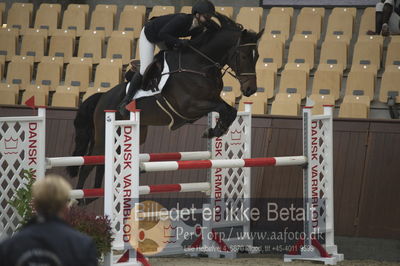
[118,0,216,116]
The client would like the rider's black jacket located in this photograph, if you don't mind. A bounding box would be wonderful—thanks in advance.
[144,13,204,48]
[0,215,98,266]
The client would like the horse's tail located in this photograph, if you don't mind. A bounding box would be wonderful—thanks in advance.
[66,93,103,178]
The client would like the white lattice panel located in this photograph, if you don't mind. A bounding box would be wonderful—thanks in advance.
[104,111,141,265]
[210,106,251,230]
[0,109,45,240]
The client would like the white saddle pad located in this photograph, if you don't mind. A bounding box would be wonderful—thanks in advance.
[128,54,170,100]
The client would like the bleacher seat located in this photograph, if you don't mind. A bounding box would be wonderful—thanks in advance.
[90,9,114,37]
[215,6,234,18]
[20,33,46,62]
[331,7,357,18]
[271,93,301,116]
[312,69,341,101]
[35,61,62,91]
[379,66,400,103]
[65,62,91,92]
[292,33,318,46]
[180,6,191,13]
[25,84,50,100]
[319,39,347,72]
[300,7,325,19]
[40,56,64,69]
[338,102,368,118]
[69,57,93,76]
[21,89,47,106]
[93,63,121,89]
[287,39,315,70]
[220,87,235,106]
[236,7,263,32]
[0,84,19,105]
[359,7,375,36]
[385,41,400,66]
[62,8,86,36]
[222,74,241,98]
[78,31,104,64]
[99,58,123,72]
[111,30,134,40]
[309,94,335,115]
[0,3,5,24]
[82,87,108,101]
[95,4,117,15]
[256,68,275,99]
[6,57,32,86]
[67,4,89,18]
[149,6,175,18]
[123,5,146,16]
[238,94,267,114]
[106,36,133,65]
[0,28,18,61]
[264,12,291,41]
[295,12,322,41]
[345,70,375,101]
[326,12,353,41]
[285,62,310,75]
[351,41,381,74]
[118,9,144,39]
[358,35,384,56]
[34,3,60,35]
[270,7,294,18]
[257,38,284,70]
[52,85,80,107]
[7,3,32,30]
[21,28,48,37]
[279,69,308,99]
[48,33,75,63]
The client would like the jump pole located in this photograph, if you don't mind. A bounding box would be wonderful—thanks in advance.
[70,182,211,199]
[46,151,212,168]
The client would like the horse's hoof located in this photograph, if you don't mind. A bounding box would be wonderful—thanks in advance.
[212,127,228,138]
[202,128,214,138]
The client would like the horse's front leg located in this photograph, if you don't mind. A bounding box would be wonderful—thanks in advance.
[203,101,237,138]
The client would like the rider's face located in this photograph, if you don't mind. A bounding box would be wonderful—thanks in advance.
[196,13,211,24]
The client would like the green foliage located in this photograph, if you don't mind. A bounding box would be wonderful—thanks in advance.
[8,169,35,227]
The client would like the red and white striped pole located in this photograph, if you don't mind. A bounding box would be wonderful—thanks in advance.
[46,151,211,168]
[70,182,210,199]
[140,156,307,172]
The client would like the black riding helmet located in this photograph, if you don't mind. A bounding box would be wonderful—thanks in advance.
[192,0,216,16]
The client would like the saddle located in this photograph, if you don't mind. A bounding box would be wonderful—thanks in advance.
[126,51,199,130]
[144,52,166,92]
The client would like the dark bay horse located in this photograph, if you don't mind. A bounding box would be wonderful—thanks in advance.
[67,13,264,190]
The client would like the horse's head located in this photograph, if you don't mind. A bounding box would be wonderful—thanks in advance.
[225,29,264,97]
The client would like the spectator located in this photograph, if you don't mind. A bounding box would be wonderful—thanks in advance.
[0,174,98,266]
[368,0,400,36]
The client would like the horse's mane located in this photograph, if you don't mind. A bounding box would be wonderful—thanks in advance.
[214,12,244,32]
[190,12,244,48]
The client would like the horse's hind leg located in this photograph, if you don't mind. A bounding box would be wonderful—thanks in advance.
[94,165,105,188]
[140,125,148,144]
[203,101,237,138]
[76,164,96,189]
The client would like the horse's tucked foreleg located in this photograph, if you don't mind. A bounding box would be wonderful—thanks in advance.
[203,102,237,138]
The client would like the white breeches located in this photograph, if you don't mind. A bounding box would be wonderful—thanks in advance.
[139,28,155,75]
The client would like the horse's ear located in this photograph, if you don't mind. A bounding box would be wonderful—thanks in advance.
[257,29,265,40]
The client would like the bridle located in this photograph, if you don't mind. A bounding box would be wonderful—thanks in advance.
[187,32,258,82]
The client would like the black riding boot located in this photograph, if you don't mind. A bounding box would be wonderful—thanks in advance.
[118,72,142,116]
